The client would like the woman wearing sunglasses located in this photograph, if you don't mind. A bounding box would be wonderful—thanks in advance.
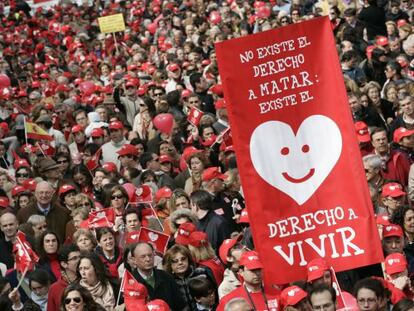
[61,283,106,311]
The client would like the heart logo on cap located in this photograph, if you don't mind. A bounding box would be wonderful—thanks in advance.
[388,259,394,265]
[250,115,342,205]
[389,186,396,191]
[288,289,297,297]
[386,226,392,231]
[149,232,158,241]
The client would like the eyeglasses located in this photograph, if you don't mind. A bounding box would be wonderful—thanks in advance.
[65,297,82,305]
[16,173,29,178]
[112,194,124,200]
[57,160,68,164]
[154,92,163,97]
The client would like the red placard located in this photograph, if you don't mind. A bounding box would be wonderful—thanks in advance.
[187,106,204,126]
[215,17,383,284]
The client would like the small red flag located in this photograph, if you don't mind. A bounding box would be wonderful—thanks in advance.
[122,270,148,311]
[138,227,170,255]
[13,231,39,273]
[87,208,115,229]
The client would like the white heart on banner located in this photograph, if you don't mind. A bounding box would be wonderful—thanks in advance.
[148,232,158,241]
[250,115,342,205]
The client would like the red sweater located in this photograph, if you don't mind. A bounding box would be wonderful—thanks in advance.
[47,278,68,311]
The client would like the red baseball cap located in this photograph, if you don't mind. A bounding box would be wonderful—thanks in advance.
[14,159,30,170]
[280,286,308,307]
[90,127,104,138]
[376,214,391,226]
[11,185,26,197]
[167,63,180,72]
[239,251,264,270]
[159,154,173,164]
[202,167,227,182]
[155,187,173,203]
[354,121,370,143]
[117,144,139,157]
[393,127,414,144]
[71,125,84,133]
[182,146,201,161]
[146,299,170,311]
[108,121,124,130]
[188,231,209,247]
[58,184,76,196]
[102,162,117,173]
[175,222,196,245]
[22,179,37,192]
[376,36,388,46]
[307,258,329,282]
[382,224,403,239]
[219,236,243,264]
[0,196,9,208]
[382,182,406,198]
[385,253,407,275]
[214,99,226,110]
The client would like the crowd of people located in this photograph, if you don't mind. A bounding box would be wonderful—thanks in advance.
[0,0,412,310]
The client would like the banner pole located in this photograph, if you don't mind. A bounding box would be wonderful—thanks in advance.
[116,270,126,306]
[113,33,119,54]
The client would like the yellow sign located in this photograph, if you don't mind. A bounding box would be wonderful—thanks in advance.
[98,13,126,33]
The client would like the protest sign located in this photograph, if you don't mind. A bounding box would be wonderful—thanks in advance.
[98,13,126,34]
[215,17,383,284]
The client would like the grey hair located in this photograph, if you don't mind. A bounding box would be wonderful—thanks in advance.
[224,298,251,311]
[27,214,46,226]
[362,154,382,170]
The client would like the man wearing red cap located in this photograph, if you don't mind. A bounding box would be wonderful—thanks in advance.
[280,285,312,311]
[69,125,87,157]
[102,121,129,167]
[217,251,279,311]
[218,238,245,298]
[380,182,406,216]
[382,224,404,256]
[392,127,414,163]
[117,144,140,172]
[384,253,413,300]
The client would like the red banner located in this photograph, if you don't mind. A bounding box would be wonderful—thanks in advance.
[215,17,383,284]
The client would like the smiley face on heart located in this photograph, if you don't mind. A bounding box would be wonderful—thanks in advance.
[250,115,342,205]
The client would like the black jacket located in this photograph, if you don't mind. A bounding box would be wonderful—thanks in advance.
[132,268,186,311]
[197,210,231,252]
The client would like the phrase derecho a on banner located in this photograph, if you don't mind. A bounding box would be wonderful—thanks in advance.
[215,17,383,284]
[98,13,126,34]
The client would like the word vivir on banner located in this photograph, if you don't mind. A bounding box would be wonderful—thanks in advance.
[215,17,383,284]
[98,13,126,34]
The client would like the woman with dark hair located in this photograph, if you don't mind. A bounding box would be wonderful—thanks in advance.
[132,96,157,142]
[363,81,395,127]
[94,227,123,278]
[392,206,414,272]
[72,164,93,195]
[54,152,72,179]
[60,283,106,311]
[163,244,215,311]
[36,230,61,282]
[383,61,409,94]
[77,253,117,310]
[15,166,34,186]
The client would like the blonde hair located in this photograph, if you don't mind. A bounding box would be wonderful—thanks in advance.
[188,242,215,262]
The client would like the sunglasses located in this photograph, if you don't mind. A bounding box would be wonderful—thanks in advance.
[65,297,82,305]
[112,194,124,200]
[154,92,163,97]
[57,160,68,164]
[16,173,29,178]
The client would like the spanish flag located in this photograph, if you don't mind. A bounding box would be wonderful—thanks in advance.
[25,121,53,141]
